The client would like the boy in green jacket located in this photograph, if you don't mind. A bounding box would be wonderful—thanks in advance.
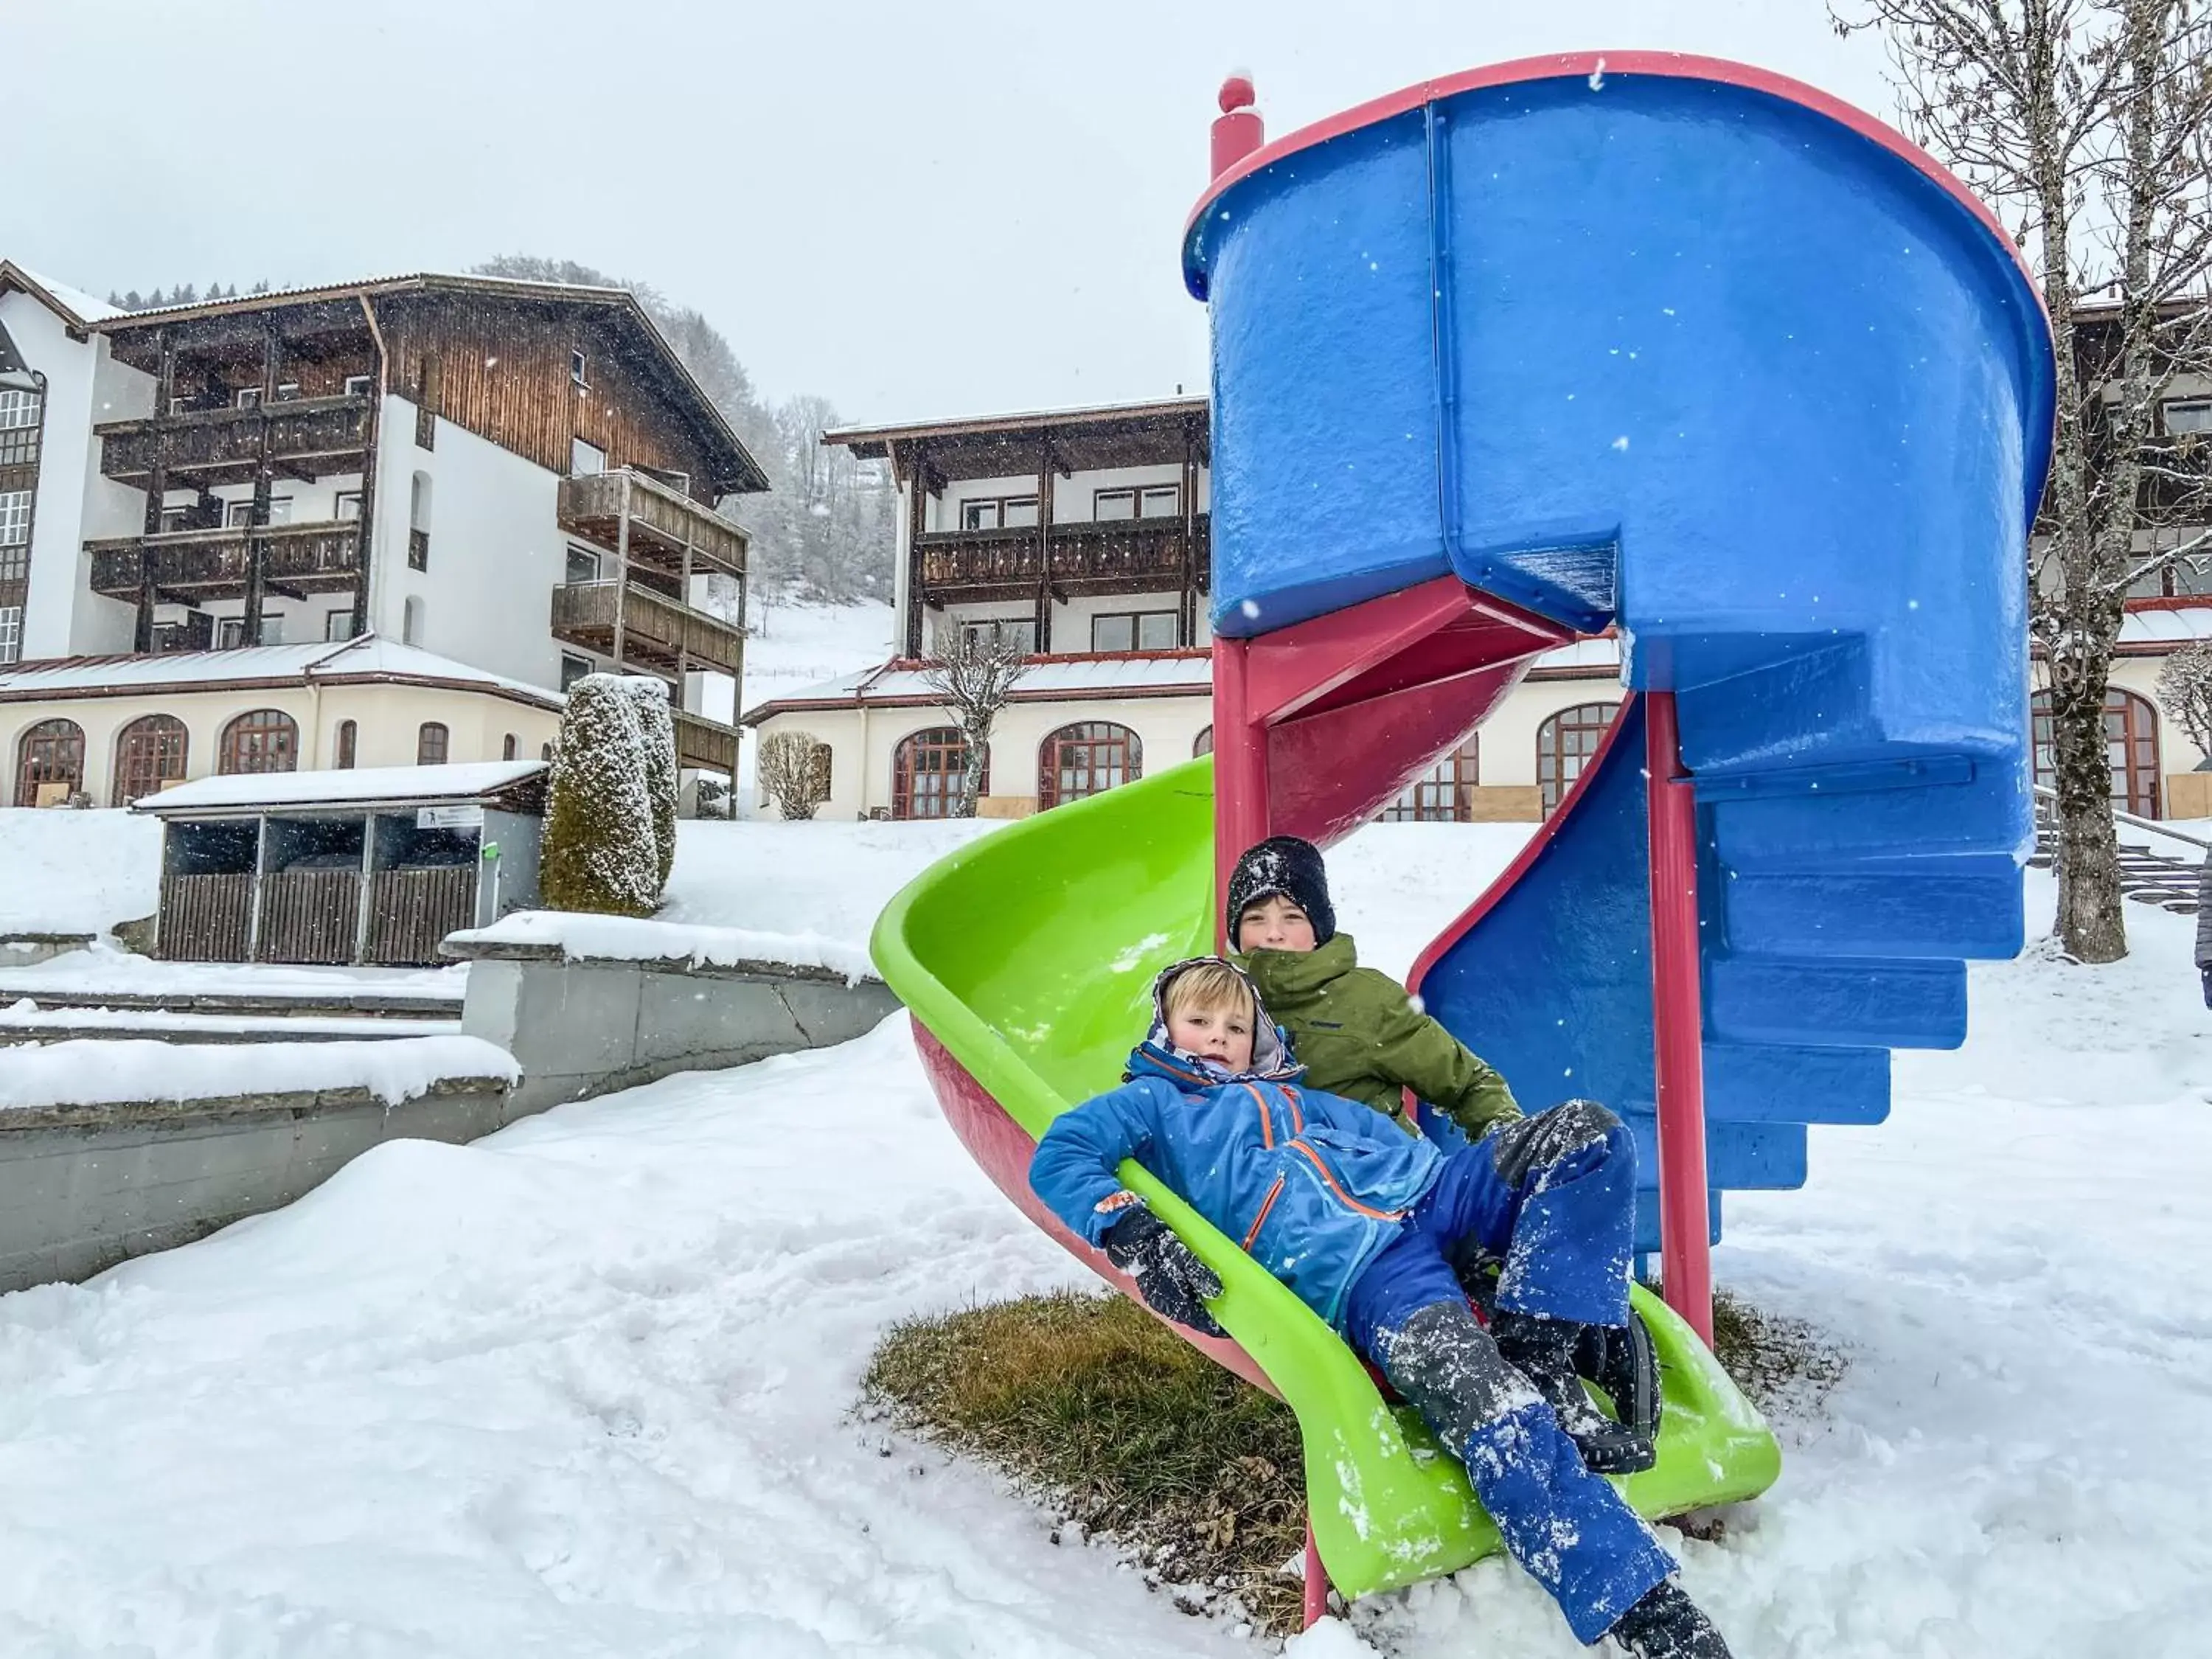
[1228,834,1655,1474]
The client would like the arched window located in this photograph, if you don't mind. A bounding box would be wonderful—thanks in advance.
[417,722,449,765]
[335,719,358,768]
[2032,687,2162,818]
[402,595,425,646]
[1038,721,1142,810]
[1381,734,1481,822]
[111,714,189,805]
[1193,725,1214,757]
[501,733,518,762]
[14,718,85,807]
[893,726,985,820]
[540,741,554,762]
[1536,702,1619,816]
[220,709,299,775]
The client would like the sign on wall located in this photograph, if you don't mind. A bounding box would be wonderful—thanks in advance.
[417,804,484,830]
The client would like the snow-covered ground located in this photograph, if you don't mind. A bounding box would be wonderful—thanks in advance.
[0,945,466,1005]
[0,1034,515,1110]
[698,597,896,801]
[0,809,161,936]
[2,839,2205,1654]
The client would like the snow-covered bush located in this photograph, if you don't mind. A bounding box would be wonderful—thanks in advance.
[758,729,832,820]
[621,675,680,886]
[2157,640,2212,762]
[540,673,661,917]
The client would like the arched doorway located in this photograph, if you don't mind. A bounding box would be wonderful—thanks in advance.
[112,714,189,805]
[1038,722,1142,810]
[1536,702,1619,816]
[2032,687,2161,818]
[14,717,85,807]
[219,709,299,775]
[1192,726,1213,758]
[893,726,985,820]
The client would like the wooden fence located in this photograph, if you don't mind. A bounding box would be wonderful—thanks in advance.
[256,869,362,965]
[365,867,476,966]
[156,873,253,962]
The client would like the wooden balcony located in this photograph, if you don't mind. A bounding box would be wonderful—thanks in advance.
[97,396,373,487]
[673,706,740,775]
[549,579,745,676]
[557,469,748,578]
[915,515,1210,602]
[86,521,364,602]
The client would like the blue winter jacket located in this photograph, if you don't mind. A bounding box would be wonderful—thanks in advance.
[1029,966,1445,1329]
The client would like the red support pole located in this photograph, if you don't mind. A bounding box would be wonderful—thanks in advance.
[1212,636,1270,953]
[1644,690,1714,1347]
[1302,1518,1331,1628]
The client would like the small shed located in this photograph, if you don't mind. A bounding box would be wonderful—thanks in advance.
[136,761,547,967]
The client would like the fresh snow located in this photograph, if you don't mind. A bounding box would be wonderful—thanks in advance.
[0,809,161,936]
[448,909,878,984]
[143,759,543,813]
[0,1034,514,1110]
[658,817,1004,944]
[0,1001,459,1039]
[0,943,466,1004]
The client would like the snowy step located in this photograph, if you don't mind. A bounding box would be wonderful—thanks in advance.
[0,987,463,1020]
[0,1007,461,1046]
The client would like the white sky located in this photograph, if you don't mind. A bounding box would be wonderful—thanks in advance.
[7,1,1896,422]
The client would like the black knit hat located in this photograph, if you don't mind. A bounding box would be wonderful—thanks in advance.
[1226,835,1336,947]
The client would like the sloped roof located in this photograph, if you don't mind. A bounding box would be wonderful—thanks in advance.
[740,650,1213,724]
[0,260,126,330]
[140,759,546,814]
[0,635,564,710]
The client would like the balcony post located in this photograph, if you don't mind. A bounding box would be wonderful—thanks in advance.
[1180,415,1200,646]
[903,441,928,657]
[611,470,633,670]
[135,330,175,653]
[351,294,385,640]
[240,317,279,646]
[677,524,695,712]
[1034,440,1054,653]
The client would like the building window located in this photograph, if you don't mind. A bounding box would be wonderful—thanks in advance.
[1141,485,1181,518]
[218,618,246,649]
[235,386,263,411]
[159,505,192,534]
[1091,610,1178,653]
[260,614,286,646]
[417,722,449,765]
[0,489,33,546]
[566,545,603,584]
[1536,702,1619,815]
[959,495,1040,531]
[2163,398,2212,437]
[1380,736,1481,822]
[951,616,1035,655]
[334,490,364,521]
[560,652,592,691]
[273,383,302,403]
[1094,488,1135,521]
[501,733,518,762]
[402,596,425,646]
[1038,722,1141,810]
[335,719,358,769]
[325,610,357,641]
[0,389,41,429]
[408,471,431,570]
[219,709,299,775]
[226,497,293,527]
[571,349,590,388]
[344,373,375,398]
[893,726,986,820]
[2032,687,2161,818]
[541,741,554,762]
[809,742,832,800]
[1193,725,1212,757]
[0,605,21,667]
[112,714,189,804]
[14,718,86,807]
[571,437,605,476]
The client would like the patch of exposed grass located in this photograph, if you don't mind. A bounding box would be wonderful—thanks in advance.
[1710,1287,1848,1417]
[860,1290,1308,1632]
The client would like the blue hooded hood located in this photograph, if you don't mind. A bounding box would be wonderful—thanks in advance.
[1125,956,1304,1089]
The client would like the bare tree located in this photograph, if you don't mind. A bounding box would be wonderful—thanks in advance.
[2157,637,2212,755]
[917,627,1034,817]
[758,729,833,820]
[1834,0,2212,961]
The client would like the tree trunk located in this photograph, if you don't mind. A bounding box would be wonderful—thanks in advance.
[2048,655,2128,961]
[956,720,987,818]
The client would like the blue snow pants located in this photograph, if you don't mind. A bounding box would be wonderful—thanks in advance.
[1340,1100,1671,1644]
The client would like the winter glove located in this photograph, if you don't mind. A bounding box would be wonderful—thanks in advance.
[1101,1206,1225,1338]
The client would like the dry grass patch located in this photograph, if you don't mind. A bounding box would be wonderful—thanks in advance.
[860,1290,1308,1632]
[1710,1287,1848,1417]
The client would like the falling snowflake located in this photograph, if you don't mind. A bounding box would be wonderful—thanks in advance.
[1239,598,1262,619]
[1589,58,1607,91]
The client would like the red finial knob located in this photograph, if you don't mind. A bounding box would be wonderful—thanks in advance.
[1211,74,1264,179]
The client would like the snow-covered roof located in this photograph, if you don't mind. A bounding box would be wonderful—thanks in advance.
[0,260,125,327]
[740,652,1211,723]
[139,759,546,815]
[1531,637,1622,673]
[0,634,564,710]
[2118,605,2212,647]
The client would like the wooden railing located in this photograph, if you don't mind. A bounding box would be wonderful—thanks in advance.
[917,515,1209,592]
[97,396,372,482]
[87,521,364,599]
[557,469,748,575]
[549,580,745,675]
[673,707,740,775]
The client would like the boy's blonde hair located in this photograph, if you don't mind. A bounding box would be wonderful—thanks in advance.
[1164,961,1254,1024]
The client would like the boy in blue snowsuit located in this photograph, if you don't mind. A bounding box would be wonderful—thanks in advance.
[1029,958,1729,1658]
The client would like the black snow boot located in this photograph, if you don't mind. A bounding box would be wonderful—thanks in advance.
[1606,1580,1733,1659]
[1490,1309,1657,1475]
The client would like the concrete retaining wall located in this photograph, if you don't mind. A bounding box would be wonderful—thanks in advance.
[0,1076,510,1293]
[451,941,902,1119]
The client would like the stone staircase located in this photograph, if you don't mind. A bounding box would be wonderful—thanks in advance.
[2031,806,2205,917]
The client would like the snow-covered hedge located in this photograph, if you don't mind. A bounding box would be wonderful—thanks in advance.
[540,675,662,917]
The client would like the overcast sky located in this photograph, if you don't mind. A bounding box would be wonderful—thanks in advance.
[10,1,1896,423]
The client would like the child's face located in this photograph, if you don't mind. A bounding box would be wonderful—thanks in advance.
[1167,995,1256,1072]
[1237,894,1317,955]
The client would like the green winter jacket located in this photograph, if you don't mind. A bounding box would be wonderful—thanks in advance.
[1237,933,1522,1141]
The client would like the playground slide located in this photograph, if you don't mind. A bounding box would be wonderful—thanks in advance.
[872,54,2054,1601]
